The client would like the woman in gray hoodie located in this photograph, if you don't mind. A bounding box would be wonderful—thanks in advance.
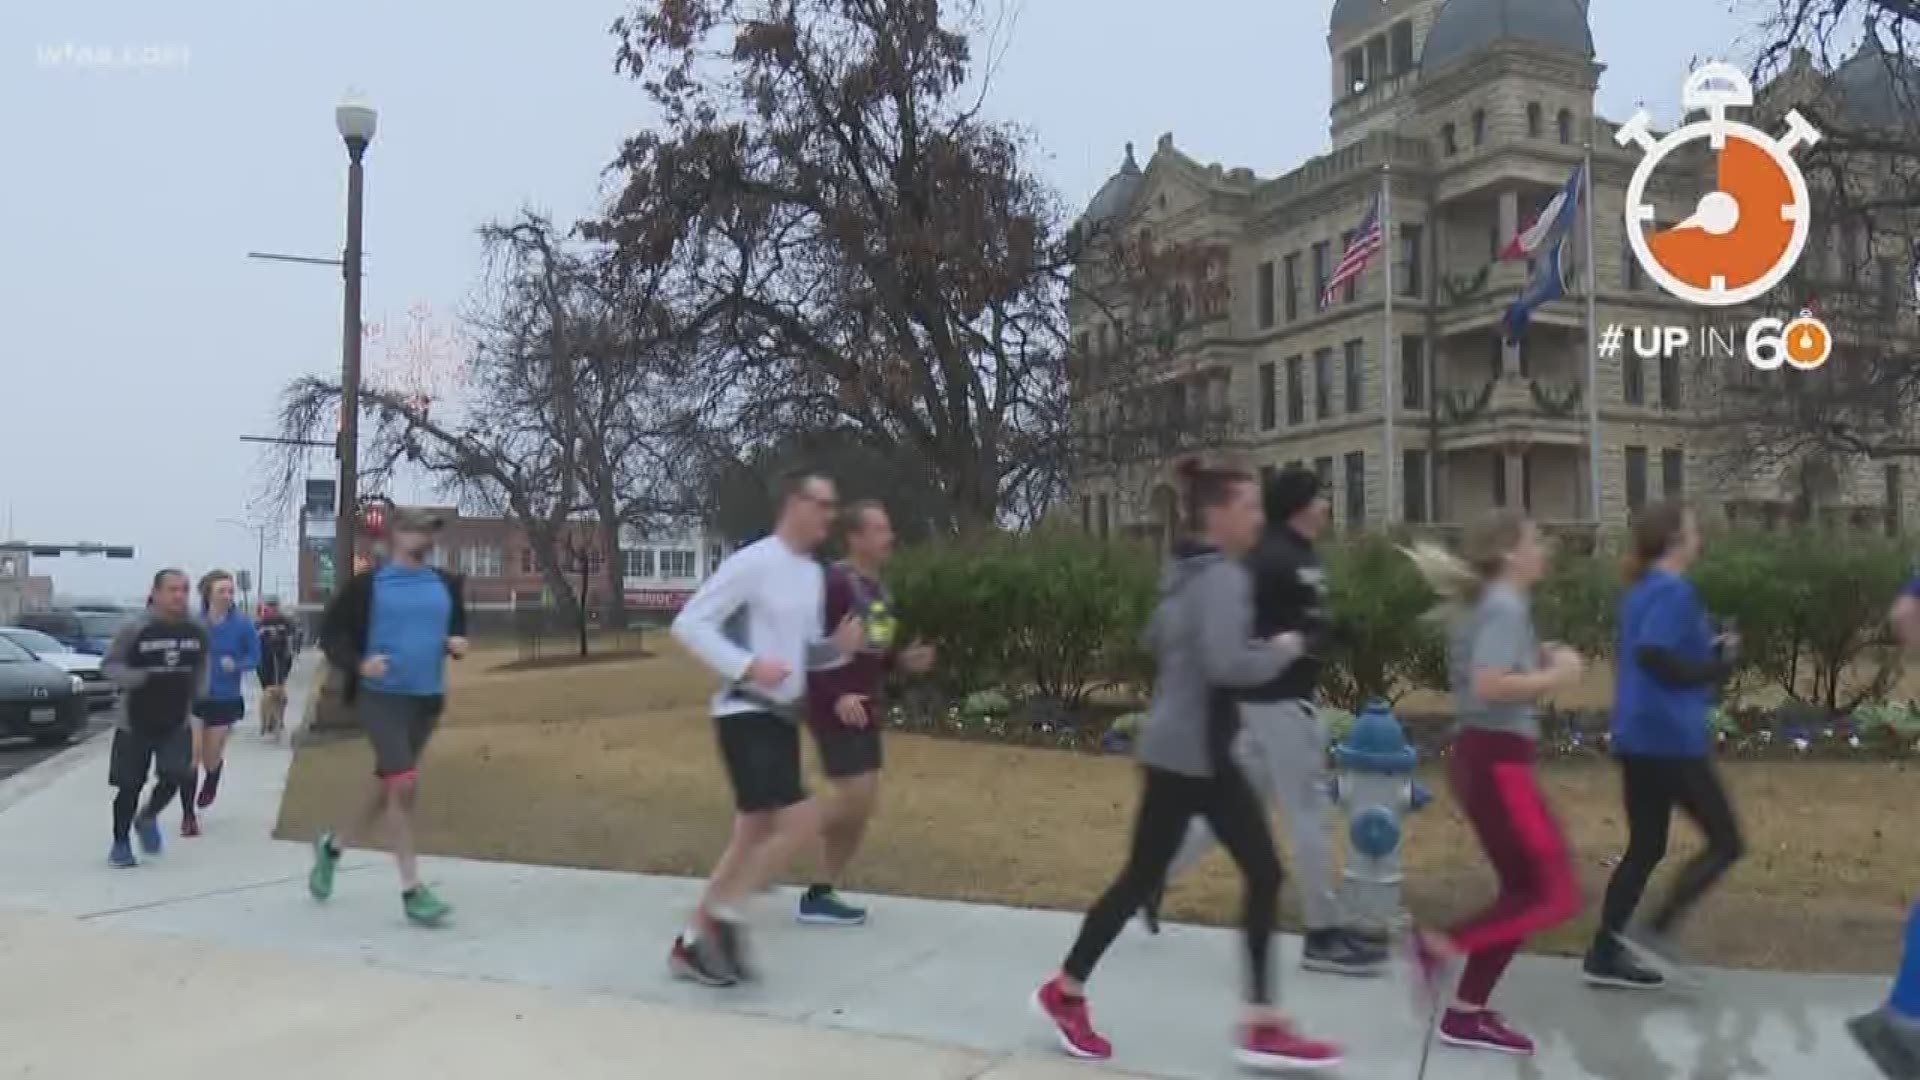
[1032,460,1343,1073]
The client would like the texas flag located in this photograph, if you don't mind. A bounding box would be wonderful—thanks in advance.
[1501,164,1585,261]
[1501,164,1585,342]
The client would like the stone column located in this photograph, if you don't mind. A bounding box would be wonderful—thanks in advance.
[1506,445,1527,511]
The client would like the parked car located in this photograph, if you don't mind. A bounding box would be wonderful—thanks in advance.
[0,627,118,711]
[16,608,133,655]
[0,635,87,746]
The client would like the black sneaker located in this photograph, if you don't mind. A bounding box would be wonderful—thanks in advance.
[1582,940,1667,991]
[710,914,756,982]
[1301,928,1388,976]
[1617,927,1701,990]
[1138,884,1164,935]
[668,933,737,987]
[1849,1006,1920,1079]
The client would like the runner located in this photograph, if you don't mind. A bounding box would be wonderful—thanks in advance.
[1403,511,1585,1057]
[1848,575,1920,1078]
[256,598,296,739]
[668,470,865,986]
[101,569,208,868]
[1142,464,1386,976]
[1585,501,1741,990]
[183,570,259,832]
[799,499,935,926]
[307,507,469,927]
[1032,459,1343,1072]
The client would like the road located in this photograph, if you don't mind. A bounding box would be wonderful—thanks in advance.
[0,710,113,781]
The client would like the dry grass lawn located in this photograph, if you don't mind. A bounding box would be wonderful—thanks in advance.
[277,642,1919,974]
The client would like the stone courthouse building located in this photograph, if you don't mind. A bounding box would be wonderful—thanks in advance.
[1067,0,1920,547]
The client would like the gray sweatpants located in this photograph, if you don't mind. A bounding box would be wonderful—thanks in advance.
[1167,698,1340,930]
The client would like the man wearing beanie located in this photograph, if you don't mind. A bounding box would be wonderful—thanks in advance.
[1143,465,1388,975]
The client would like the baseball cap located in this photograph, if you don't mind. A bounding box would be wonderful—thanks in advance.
[388,506,444,534]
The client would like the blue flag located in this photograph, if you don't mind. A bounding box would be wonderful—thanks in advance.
[1501,164,1583,343]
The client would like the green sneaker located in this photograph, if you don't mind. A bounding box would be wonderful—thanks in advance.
[308,831,339,901]
[403,885,452,927]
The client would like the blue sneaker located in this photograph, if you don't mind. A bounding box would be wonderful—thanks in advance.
[108,840,137,868]
[798,886,868,926]
[134,815,163,856]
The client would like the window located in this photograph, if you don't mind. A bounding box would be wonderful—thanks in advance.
[1403,449,1429,523]
[1312,242,1330,303]
[1492,453,1508,507]
[662,549,698,579]
[520,548,536,574]
[1344,339,1365,414]
[1257,261,1275,329]
[1401,335,1426,409]
[1472,109,1487,147]
[1345,451,1366,529]
[1398,223,1423,298]
[708,543,723,574]
[1659,353,1681,408]
[1345,48,1366,94]
[1390,21,1415,73]
[1527,102,1542,138]
[629,548,656,578]
[1314,348,1333,420]
[1286,356,1305,424]
[1366,35,1389,85]
[1626,446,1649,511]
[1258,361,1277,430]
[1442,123,1458,156]
[1521,451,1534,512]
[1097,494,1110,538]
[460,545,503,579]
[1340,230,1359,303]
[1624,353,1645,404]
[1888,464,1903,536]
[1488,335,1505,380]
[1557,108,1574,145]
[1662,449,1685,498]
[1283,253,1301,322]
[1314,456,1334,489]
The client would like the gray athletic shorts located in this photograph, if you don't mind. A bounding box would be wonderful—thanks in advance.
[357,689,444,779]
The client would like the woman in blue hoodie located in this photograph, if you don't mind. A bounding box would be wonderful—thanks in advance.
[188,570,259,833]
[1585,501,1742,989]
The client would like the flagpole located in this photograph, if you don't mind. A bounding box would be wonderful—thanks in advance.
[1382,162,1396,527]
[1582,144,1602,525]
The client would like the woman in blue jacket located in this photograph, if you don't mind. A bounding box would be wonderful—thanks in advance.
[1584,501,1742,990]
[188,570,259,833]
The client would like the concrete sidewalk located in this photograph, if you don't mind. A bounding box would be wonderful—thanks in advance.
[0,653,1891,1079]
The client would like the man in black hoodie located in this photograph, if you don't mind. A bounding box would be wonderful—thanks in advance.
[1143,466,1386,975]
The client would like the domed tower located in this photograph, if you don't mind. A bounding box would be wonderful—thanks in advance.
[1328,0,1449,149]
[1412,0,1598,152]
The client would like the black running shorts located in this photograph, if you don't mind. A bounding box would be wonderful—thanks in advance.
[358,690,444,779]
[109,725,192,790]
[811,724,883,780]
[715,711,806,813]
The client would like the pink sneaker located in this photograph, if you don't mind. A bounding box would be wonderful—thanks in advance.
[1439,1008,1535,1056]
[1031,977,1112,1060]
[1237,1019,1345,1072]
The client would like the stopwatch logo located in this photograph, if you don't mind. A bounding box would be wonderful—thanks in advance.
[1617,63,1823,307]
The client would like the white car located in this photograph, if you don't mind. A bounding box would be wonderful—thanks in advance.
[0,627,118,711]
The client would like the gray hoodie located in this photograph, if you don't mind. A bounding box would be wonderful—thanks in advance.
[1136,545,1300,778]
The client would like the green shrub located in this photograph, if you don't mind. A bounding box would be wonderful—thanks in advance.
[1536,544,1621,660]
[1320,534,1449,709]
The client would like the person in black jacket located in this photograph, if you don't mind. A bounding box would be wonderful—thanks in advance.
[255,599,295,738]
[1144,465,1387,975]
[306,507,469,928]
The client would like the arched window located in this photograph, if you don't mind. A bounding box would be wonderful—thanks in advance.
[1557,108,1574,145]
[1527,102,1542,138]
[1441,122,1458,156]
[1472,109,1487,147]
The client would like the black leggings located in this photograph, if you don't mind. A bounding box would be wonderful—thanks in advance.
[1063,765,1284,1004]
[111,780,182,843]
[1598,755,1746,937]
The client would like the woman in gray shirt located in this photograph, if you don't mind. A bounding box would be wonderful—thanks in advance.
[1403,510,1586,1059]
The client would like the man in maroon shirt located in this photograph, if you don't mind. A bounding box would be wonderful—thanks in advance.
[799,500,934,925]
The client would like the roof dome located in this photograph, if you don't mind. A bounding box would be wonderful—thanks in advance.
[1829,36,1919,130]
[1421,0,1594,74]
[1081,143,1143,231]
[1331,0,1396,37]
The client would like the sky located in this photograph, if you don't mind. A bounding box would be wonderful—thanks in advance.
[4,0,1755,604]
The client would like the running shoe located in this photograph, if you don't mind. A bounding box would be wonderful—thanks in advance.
[669,933,739,988]
[1031,976,1112,1061]
[1438,1009,1535,1056]
[710,913,755,982]
[1237,1019,1345,1072]
[402,885,452,927]
[180,813,201,838]
[1138,884,1164,935]
[798,887,868,926]
[108,840,137,869]
[1301,928,1387,977]
[134,815,164,857]
[1582,938,1667,991]
[1848,1005,1920,1080]
[308,830,339,901]
[196,767,221,809]
[1616,927,1701,988]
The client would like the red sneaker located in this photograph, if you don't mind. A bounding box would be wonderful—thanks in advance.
[1031,977,1111,1061]
[1238,1019,1344,1072]
[181,815,201,838]
[1439,1008,1535,1056]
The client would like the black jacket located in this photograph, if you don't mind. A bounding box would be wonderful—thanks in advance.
[320,565,468,703]
[1243,524,1329,702]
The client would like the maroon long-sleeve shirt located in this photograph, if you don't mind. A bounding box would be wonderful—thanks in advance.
[805,563,895,735]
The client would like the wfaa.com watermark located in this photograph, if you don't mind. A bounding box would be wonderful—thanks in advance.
[36,41,191,72]
[1598,311,1833,373]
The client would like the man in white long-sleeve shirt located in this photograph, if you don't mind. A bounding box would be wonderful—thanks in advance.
[669,470,862,987]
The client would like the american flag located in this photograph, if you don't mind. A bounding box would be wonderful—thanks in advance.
[1320,194,1384,309]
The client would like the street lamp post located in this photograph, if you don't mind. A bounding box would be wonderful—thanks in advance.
[335,91,376,602]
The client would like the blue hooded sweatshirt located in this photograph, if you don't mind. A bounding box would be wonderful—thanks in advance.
[1611,569,1715,757]
[200,609,261,702]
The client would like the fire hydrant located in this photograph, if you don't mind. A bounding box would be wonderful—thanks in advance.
[1330,700,1430,936]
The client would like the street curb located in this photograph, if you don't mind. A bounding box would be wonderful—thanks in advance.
[0,730,109,815]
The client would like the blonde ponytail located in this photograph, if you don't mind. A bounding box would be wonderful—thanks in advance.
[1401,509,1532,621]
